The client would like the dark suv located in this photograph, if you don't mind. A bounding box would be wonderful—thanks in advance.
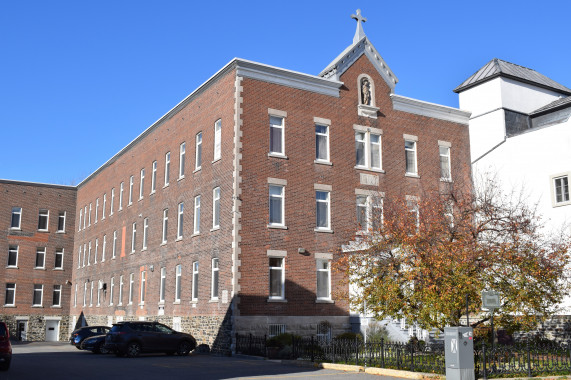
[105,321,196,358]
[0,322,11,370]
[70,326,111,349]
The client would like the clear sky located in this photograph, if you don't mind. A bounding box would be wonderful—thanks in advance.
[2,0,570,185]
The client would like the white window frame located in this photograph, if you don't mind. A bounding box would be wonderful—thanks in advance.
[142,217,149,250]
[268,182,285,227]
[102,234,107,262]
[140,271,146,305]
[131,222,136,253]
[119,182,124,210]
[404,135,418,176]
[88,203,92,226]
[193,196,201,235]
[83,243,87,267]
[162,209,168,244]
[214,119,222,161]
[159,267,166,303]
[406,195,420,231]
[192,261,199,301]
[38,209,49,231]
[35,247,46,269]
[439,141,452,181]
[110,188,115,215]
[74,283,77,307]
[139,168,145,200]
[112,230,117,259]
[95,198,99,223]
[33,284,43,306]
[90,281,94,306]
[268,254,285,301]
[7,245,18,268]
[11,207,22,230]
[53,284,61,307]
[78,246,81,269]
[211,258,219,300]
[5,283,15,306]
[316,256,332,301]
[110,277,115,306]
[57,211,66,232]
[354,125,383,171]
[175,264,182,303]
[314,118,331,164]
[94,238,98,264]
[269,114,285,157]
[78,208,82,231]
[315,186,332,231]
[83,281,87,307]
[118,275,124,306]
[179,142,186,179]
[102,193,107,219]
[177,203,184,240]
[551,173,571,207]
[129,176,134,205]
[151,161,157,194]
[356,190,384,233]
[195,132,202,171]
[97,280,101,306]
[83,206,87,229]
[164,152,171,187]
[212,187,220,229]
[87,241,91,266]
[128,273,134,305]
[55,248,64,269]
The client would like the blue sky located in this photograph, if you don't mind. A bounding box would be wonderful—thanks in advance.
[2,1,570,185]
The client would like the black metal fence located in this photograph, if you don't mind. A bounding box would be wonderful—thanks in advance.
[236,334,571,378]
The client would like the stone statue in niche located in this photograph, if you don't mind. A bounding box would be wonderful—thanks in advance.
[361,78,371,106]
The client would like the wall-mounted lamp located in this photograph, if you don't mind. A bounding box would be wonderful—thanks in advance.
[65,280,72,285]
[298,248,309,256]
[149,265,154,272]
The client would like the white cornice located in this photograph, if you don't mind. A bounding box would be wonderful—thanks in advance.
[391,94,471,125]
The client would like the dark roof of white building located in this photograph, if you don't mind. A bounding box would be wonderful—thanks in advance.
[531,96,571,116]
[454,58,571,95]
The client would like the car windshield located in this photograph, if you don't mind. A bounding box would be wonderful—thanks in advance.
[155,324,174,334]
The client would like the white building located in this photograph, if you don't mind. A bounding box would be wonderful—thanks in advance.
[455,58,571,310]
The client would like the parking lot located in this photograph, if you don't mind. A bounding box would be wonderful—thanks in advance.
[2,342,396,380]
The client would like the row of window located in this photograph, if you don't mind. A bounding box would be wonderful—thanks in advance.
[78,120,222,232]
[77,189,221,268]
[4,283,62,307]
[6,246,65,270]
[9,208,67,232]
[269,112,454,180]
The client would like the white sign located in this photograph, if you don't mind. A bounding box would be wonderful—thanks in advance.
[481,290,500,311]
[451,338,458,354]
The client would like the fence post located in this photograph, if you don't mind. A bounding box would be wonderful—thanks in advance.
[410,340,414,372]
[355,336,359,366]
[482,344,488,380]
[311,335,315,363]
[527,339,532,378]
[248,334,252,354]
[381,338,385,368]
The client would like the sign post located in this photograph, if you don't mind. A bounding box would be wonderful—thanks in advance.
[481,290,500,349]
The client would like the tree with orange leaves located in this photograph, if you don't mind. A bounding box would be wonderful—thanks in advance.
[340,176,571,332]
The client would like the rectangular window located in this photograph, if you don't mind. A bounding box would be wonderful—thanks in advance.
[177,203,184,239]
[83,282,87,307]
[407,197,420,231]
[97,281,101,306]
[212,187,220,229]
[269,185,284,226]
[118,275,124,305]
[35,247,46,269]
[316,260,331,300]
[112,230,117,259]
[5,283,15,306]
[195,132,202,170]
[102,194,107,219]
[94,238,98,264]
[53,285,61,306]
[179,142,186,178]
[162,209,168,244]
[78,208,83,231]
[74,284,77,307]
[11,207,22,229]
[131,222,136,253]
[356,194,383,232]
[554,175,570,204]
[38,209,49,231]
[110,277,115,306]
[151,161,157,193]
[316,191,330,230]
[142,217,149,250]
[159,267,166,303]
[88,204,91,226]
[129,176,134,205]
[95,198,99,223]
[87,241,92,265]
[139,169,145,199]
[55,249,64,269]
[193,196,201,234]
[83,243,87,267]
[269,257,284,300]
[175,264,182,302]
[90,281,93,306]
[214,119,222,161]
[315,124,329,162]
[211,258,219,300]
[33,284,43,306]
[83,206,88,229]
[164,152,171,186]
[7,246,18,267]
[110,188,115,215]
[439,145,451,180]
[119,182,124,210]
[78,246,81,269]
[355,131,381,170]
[405,140,418,175]
[269,116,284,155]
[192,261,199,301]
[57,211,66,232]
[102,235,107,262]
[140,271,146,304]
[128,273,134,304]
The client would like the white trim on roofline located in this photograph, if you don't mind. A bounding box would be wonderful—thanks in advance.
[391,94,471,125]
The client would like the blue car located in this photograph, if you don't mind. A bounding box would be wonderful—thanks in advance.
[70,326,111,349]
[80,334,110,354]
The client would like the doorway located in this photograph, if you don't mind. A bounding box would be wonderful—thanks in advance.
[45,320,60,341]
[17,320,27,341]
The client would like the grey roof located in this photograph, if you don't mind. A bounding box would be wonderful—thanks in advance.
[530,96,571,115]
[454,58,571,95]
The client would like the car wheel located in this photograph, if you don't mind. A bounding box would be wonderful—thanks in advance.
[177,341,192,356]
[126,342,141,358]
[98,342,110,355]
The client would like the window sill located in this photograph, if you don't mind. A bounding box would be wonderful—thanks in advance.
[191,233,200,237]
[210,227,220,232]
[175,237,183,242]
[173,301,181,305]
[118,208,123,212]
[267,298,287,303]
[190,300,198,304]
[316,299,334,304]
[268,224,287,230]
[37,230,49,233]
[150,191,156,196]
[314,228,333,234]
[6,266,18,269]
[32,305,44,308]
[315,160,332,166]
[354,166,385,174]
[193,167,202,174]
[34,267,46,270]
[130,251,135,255]
[440,178,453,183]
[53,268,64,271]
[9,228,21,231]
[212,158,221,164]
[138,197,143,202]
[554,201,571,208]
[209,299,219,303]
[163,184,170,189]
[405,173,420,179]
[3,305,15,308]
[51,305,62,309]
[56,231,65,234]
[178,176,185,181]
[268,153,288,159]
[161,242,167,246]
[141,248,147,252]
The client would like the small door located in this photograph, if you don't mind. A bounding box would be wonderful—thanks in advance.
[45,320,60,342]
[17,321,28,341]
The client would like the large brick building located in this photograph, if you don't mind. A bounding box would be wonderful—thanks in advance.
[1,11,471,351]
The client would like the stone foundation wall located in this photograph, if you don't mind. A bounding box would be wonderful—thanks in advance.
[515,315,571,343]
[2,314,72,342]
[234,315,351,338]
